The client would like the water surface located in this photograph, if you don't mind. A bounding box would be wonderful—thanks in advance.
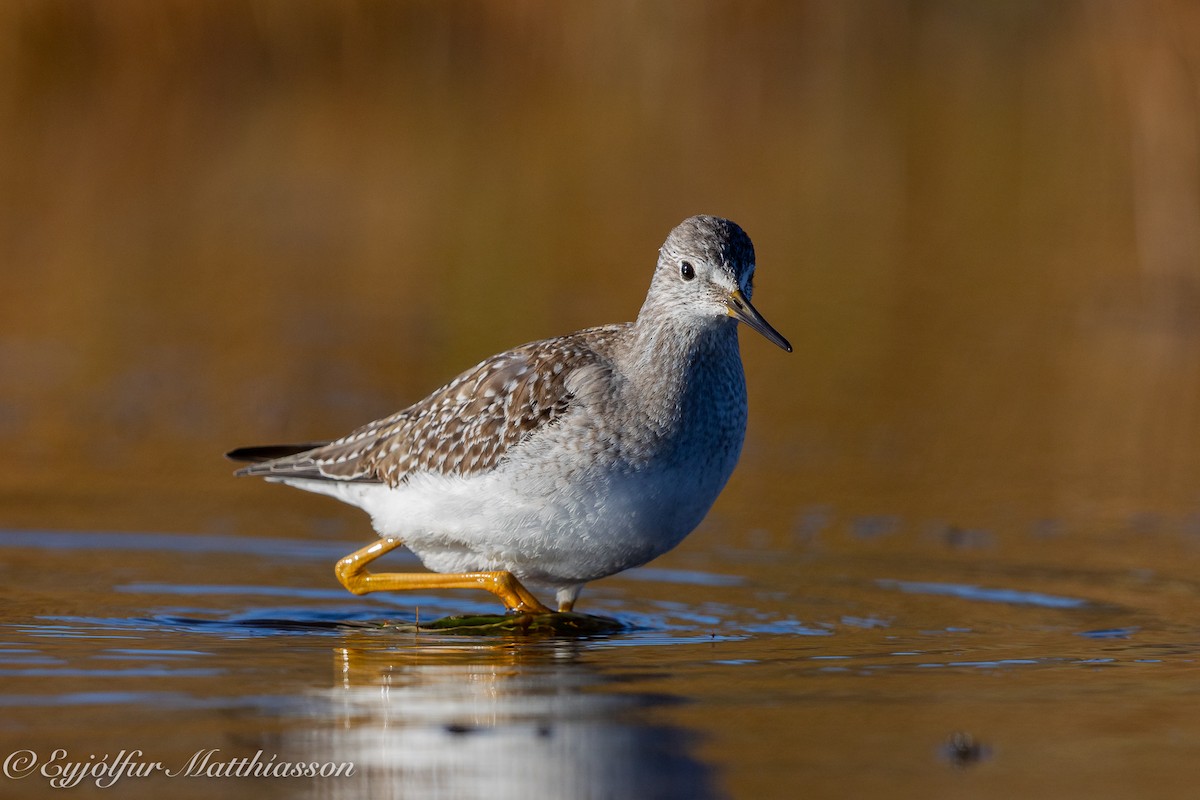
[4,515,1200,798]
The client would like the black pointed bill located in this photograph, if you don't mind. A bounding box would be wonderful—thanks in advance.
[726,289,792,352]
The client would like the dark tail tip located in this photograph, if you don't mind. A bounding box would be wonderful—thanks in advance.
[225,443,327,464]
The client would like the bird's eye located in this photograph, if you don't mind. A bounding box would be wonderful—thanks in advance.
[680,261,695,281]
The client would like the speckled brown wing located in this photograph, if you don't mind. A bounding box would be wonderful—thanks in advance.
[233,325,626,487]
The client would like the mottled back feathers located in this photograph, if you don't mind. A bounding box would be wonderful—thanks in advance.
[232,325,627,486]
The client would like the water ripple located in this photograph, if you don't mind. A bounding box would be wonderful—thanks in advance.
[877,579,1089,609]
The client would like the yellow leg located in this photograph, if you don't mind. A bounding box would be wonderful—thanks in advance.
[558,599,575,612]
[334,537,552,614]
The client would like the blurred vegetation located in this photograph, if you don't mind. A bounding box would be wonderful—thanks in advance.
[1,1,1199,537]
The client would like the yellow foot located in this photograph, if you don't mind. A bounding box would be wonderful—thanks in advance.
[335,537,553,614]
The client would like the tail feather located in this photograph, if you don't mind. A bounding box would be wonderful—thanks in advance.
[225,443,329,464]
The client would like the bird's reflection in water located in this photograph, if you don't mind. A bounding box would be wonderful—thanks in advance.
[302,634,719,800]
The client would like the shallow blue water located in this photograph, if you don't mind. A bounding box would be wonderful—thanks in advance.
[3,524,1198,798]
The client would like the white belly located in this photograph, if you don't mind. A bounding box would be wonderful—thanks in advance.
[276,450,730,591]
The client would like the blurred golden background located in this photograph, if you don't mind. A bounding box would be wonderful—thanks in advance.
[7,6,1200,799]
[2,1,1200,544]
